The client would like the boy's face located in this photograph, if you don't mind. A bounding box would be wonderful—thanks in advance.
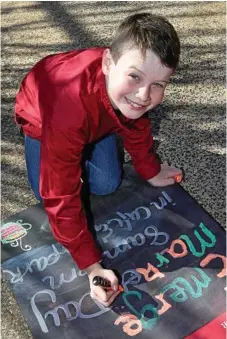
[102,48,174,119]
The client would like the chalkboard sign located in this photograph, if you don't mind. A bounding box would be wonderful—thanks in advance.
[1,165,226,339]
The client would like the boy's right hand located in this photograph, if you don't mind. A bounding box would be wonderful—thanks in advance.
[86,262,120,307]
[148,163,183,187]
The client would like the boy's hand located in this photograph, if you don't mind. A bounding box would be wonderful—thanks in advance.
[148,163,183,187]
[86,262,120,307]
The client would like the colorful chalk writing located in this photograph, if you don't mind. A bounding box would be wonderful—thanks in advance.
[155,293,172,315]
[200,253,227,278]
[179,222,216,257]
[121,269,142,293]
[115,222,225,336]
[122,291,159,330]
[2,176,226,339]
[167,239,188,258]
[155,253,170,267]
[136,263,165,282]
[1,220,32,251]
[153,222,217,268]
[116,267,213,336]
[114,314,143,336]
[160,268,211,302]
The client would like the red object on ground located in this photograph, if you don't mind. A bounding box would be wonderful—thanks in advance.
[175,174,183,183]
[185,312,226,339]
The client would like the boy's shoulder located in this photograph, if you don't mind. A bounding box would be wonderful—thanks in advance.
[26,47,106,91]
[38,47,106,71]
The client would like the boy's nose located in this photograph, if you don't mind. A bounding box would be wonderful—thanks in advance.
[136,87,151,103]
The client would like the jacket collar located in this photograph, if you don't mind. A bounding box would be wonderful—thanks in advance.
[95,68,133,128]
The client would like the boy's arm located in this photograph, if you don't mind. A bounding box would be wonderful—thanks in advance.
[119,115,161,180]
[119,116,182,186]
[40,107,102,271]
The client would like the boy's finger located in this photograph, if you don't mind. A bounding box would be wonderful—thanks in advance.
[104,271,118,290]
[105,290,120,306]
[91,290,120,307]
[164,177,175,186]
[93,285,108,302]
[167,168,183,177]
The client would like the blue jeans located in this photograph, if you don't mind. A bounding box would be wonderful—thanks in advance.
[25,135,122,201]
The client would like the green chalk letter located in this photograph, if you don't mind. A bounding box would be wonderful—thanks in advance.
[161,267,211,302]
[179,222,216,257]
[123,291,159,330]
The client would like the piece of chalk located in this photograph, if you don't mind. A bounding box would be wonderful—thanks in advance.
[104,285,124,292]
[174,174,182,183]
[92,276,124,292]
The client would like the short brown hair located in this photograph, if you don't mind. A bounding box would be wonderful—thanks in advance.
[110,13,180,70]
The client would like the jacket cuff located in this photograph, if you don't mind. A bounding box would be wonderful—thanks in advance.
[135,157,161,181]
[69,244,102,271]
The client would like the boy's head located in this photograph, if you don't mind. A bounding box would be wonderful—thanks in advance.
[102,13,180,119]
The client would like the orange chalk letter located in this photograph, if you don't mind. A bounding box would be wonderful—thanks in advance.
[136,263,165,282]
[200,253,226,278]
[155,293,172,315]
[167,239,188,258]
[114,314,142,336]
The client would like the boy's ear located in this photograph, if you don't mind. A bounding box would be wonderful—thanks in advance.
[102,49,112,75]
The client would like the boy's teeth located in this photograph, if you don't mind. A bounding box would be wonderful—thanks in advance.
[127,98,143,107]
[131,102,141,107]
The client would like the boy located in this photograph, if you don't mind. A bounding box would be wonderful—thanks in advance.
[15,13,182,306]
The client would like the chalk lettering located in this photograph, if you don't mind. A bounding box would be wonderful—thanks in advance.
[200,253,227,278]
[94,223,113,244]
[167,239,188,258]
[136,263,165,282]
[124,233,146,247]
[161,191,176,205]
[107,218,124,228]
[103,225,169,259]
[42,268,87,290]
[121,206,152,221]
[144,226,170,246]
[31,290,109,333]
[150,196,167,210]
[95,191,174,238]
[121,269,142,292]
[180,222,216,257]
[155,253,170,267]
[31,289,56,333]
[114,314,143,336]
[3,244,69,284]
[123,291,159,330]
[161,268,211,302]
[115,212,133,231]
[155,293,172,315]
[45,301,80,323]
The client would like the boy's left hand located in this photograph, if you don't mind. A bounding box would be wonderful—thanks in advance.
[147,163,183,187]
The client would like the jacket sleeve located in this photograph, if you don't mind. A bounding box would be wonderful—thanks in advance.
[40,94,102,270]
[119,115,161,180]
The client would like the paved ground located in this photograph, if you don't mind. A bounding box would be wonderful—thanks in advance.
[1,1,226,338]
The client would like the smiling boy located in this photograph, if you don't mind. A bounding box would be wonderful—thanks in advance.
[15,13,182,306]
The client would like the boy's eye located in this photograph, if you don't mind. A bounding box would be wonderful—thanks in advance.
[153,83,164,88]
[129,74,140,81]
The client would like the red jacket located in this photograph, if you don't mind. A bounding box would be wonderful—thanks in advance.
[15,47,161,270]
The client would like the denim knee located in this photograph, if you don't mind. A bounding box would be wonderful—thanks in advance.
[90,173,122,195]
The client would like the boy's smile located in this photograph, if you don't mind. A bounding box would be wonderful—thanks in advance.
[102,48,173,119]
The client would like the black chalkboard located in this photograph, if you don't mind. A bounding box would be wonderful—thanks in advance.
[1,165,226,339]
